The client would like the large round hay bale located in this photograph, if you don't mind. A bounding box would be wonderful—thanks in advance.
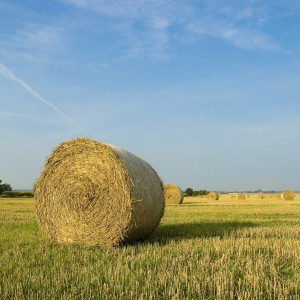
[238,193,246,200]
[208,191,219,200]
[35,138,165,246]
[281,190,295,201]
[163,184,184,205]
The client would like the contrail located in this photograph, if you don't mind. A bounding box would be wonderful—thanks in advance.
[0,63,73,123]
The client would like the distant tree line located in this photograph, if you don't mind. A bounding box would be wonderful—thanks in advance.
[0,179,12,194]
[184,188,209,196]
[0,179,33,198]
[1,191,34,198]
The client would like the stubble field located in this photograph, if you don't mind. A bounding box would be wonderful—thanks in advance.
[1,196,300,299]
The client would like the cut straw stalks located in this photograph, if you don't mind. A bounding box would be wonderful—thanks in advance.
[35,138,165,246]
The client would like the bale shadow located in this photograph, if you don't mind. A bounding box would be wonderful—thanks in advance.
[141,221,257,246]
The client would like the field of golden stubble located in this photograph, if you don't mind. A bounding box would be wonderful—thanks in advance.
[1,196,300,299]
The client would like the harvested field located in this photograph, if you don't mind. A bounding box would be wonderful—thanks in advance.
[1,196,300,299]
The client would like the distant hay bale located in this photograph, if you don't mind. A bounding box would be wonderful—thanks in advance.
[238,193,246,200]
[258,193,265,199]
[208,192,219,200]
[281,190,295,201]
[35,138,165,246]
[163,184,184,205]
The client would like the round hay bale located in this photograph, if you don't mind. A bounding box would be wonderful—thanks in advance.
[35,138,165,246]
[238,193,246,200]
[208,191,219,200]
[281,190,295,201]
[163,184,184,205]
[258,193,265,199]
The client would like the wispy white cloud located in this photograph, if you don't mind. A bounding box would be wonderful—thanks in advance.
[183,1,278,51]
[151,17,171,29]
[0,63,73,123]
[59,0,280,55]
[61,0,169,18]
[0,2,68,57]
[15,26,64,48]
[3,24,65,54]
[187,19,278,51]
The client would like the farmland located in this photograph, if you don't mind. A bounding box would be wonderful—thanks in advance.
[1,196,300,299]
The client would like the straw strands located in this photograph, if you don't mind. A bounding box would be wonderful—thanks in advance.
[281,190,295,201]
[208,192,219,200]
[35,138,165,246]
[164,184,184,205]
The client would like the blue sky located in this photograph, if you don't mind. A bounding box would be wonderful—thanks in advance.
[1,0,300,191]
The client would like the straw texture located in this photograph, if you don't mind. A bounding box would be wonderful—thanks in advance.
[238,193,246,200]
[281,190,295,201]
[164,184,184,205]
[35,138,164,246]
[208,192,219,200]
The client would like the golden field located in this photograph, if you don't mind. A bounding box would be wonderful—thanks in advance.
[1,196,300,299]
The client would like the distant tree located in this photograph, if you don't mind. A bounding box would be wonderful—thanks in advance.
[193,190,199,196]
[185,188,193,196]
[2,183,12,192]
[199,190,209,195]
[0,179,12,194]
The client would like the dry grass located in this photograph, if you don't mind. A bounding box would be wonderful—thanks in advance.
[1,197,300,299]
[35,138,164,246]
[164,184,184,205]
[258,193,265,199]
